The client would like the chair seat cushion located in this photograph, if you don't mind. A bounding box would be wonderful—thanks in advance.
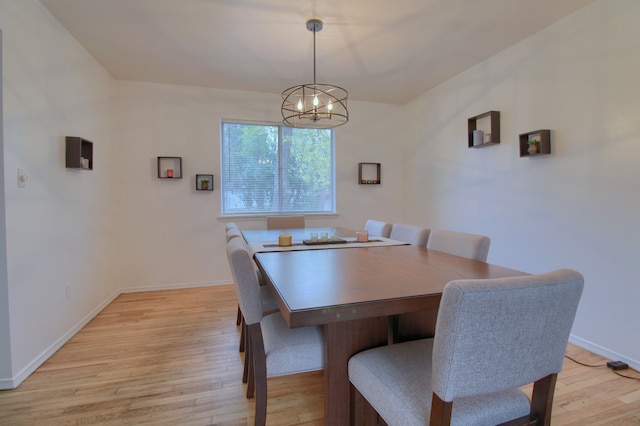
[349,339,531,426]
[261,313,324,377]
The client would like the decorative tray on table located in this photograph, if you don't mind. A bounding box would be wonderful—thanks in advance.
[302,238,347,245]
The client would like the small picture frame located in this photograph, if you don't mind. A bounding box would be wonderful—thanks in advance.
[196,174,214,191]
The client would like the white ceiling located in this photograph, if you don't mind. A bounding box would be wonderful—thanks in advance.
[39,0,596,104]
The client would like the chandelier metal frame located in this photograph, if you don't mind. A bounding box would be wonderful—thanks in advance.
[281,19,349,129]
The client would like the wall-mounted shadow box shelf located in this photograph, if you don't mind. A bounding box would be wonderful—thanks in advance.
[65,136,93,170]
[359,162,381,184]
[468,111,500,148]
[196,174,214,191]
[519,130,551,157]
[157,157,182,179]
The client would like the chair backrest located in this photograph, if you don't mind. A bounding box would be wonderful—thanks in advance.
[225,222,239,232]
[389,224,430,247]
[426,229,490,261]
[432,269,584,402]
[225,227,243,242]
[226,238,263,325]
[266,215,305,230]
[364,219,392,238]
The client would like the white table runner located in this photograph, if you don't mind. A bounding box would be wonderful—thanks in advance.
[248,236,409,255]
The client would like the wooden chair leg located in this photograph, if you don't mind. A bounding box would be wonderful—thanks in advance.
[239,316,245,353]
[501,375,557,426]
[429,392,452,426]
[236,303,242,325]
[242,323,250,384]
[246,331,255,398]
[530,374,557,426]
[248,324,268,426]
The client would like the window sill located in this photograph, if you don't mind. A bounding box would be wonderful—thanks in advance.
[218,213,339,223]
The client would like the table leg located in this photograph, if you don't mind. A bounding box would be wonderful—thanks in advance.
[323,317,388,425]
[393,309,438,343]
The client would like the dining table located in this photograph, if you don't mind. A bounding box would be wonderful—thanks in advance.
[242,227,527,425]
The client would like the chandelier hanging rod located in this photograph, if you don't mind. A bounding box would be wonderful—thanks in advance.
[309,19,320,85]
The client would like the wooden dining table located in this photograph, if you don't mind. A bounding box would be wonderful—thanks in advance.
[243,227,527,425]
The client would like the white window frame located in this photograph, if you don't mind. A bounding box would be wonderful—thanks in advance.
[220,120,336,217]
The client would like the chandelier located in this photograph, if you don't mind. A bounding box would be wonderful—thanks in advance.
[281,19,349,129]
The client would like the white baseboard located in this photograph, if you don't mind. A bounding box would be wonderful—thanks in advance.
[569,334,639,371]
[120,279,230,294]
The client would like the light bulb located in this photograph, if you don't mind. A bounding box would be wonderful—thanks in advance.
[327,100,333,111]
[297,99,303,111]
[313,95,319,107]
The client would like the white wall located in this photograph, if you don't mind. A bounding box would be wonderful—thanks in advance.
[111,81,404,291]
[0,0,118,387]
[403,0,639,368]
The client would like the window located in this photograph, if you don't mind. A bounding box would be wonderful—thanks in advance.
[221,121,335,216]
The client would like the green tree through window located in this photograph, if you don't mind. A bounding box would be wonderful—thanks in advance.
[221,121,335,215]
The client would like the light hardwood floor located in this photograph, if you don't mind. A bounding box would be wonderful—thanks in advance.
[0,286,638,425]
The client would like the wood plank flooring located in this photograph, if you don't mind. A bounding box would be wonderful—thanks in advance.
[0,285,638,425]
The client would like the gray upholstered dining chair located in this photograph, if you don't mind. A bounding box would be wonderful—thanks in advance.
[227,226,245,333]
[364,219,392,238]
[226,237,324,426]
[225,225,244,327]
[224,230,277,353]
[348,269,584,426]
[226,227,243,242]
[266,215,305,230]
[426,229,491,261]
[389,223,431,247]
[236,280,278,356]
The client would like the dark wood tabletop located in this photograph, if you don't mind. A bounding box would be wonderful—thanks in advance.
[255,245,523,327]
[253,242,527,425]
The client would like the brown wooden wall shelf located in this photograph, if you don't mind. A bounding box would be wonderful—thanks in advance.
[519,130,551,157]
[65,136,93,170]
[157,157,182,179]
[358,163,381,184]
[468,111,500,148]
[196,174,214,191]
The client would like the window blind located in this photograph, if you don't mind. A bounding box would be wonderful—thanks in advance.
[221,121,335,216]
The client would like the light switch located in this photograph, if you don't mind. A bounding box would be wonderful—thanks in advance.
[18,169,28,188]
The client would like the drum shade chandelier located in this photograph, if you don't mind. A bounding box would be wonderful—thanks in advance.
[281,19,349,129]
